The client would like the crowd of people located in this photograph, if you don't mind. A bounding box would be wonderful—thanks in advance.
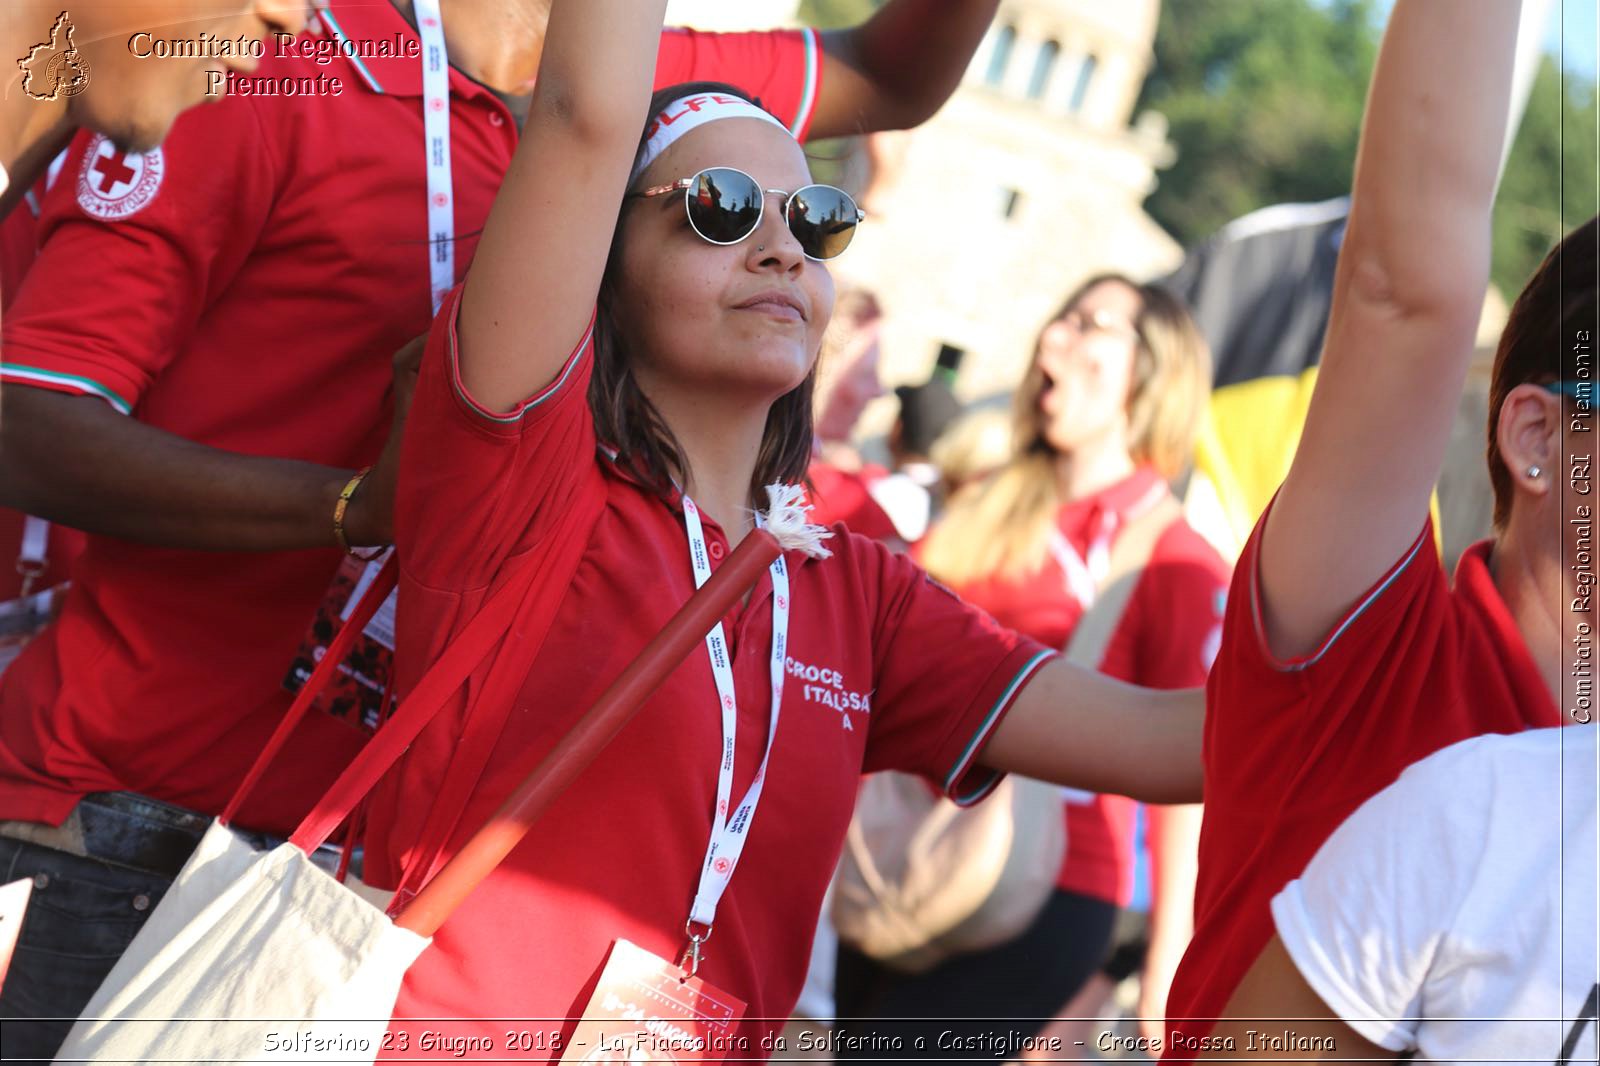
[0,0,1593,1063]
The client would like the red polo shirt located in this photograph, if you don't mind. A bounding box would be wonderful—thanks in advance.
[930,467,1228,906]
[1162,506,1561,1057]
[0,166,85,607]
[369,288,1052,1055]
[0,3,826,834]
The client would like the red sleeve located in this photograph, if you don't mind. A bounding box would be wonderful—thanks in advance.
[394,285,600,594]
[654,27,823,141]
[857,538,1055,804]
[0,198,39,309]
[0,101,278,413]
[1203,507,1444,822]
[1166,505,1452,1050]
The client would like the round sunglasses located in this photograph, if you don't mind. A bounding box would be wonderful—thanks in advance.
[630,166,864,261]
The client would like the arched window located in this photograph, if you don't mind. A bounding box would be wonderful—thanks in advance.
[1068,53,1098,112]
[984,25,1016,87]
[1026,40,1059,100]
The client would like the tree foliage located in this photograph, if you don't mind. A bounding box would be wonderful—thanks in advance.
[1493,57,1599,294]
[796,0,880,30]
[1137,0,1597,295]
[1135,0,1378,247]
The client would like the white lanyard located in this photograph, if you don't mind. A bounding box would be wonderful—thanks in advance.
[414,0,454,315]
[344,0,453,646]
[1046,482,1168,611]
[16,516,49,599]
[680,497,789,955]
[1048,517,1113,612]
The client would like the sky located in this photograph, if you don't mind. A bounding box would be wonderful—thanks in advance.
[1546,0,1599,80]
[1360,0,1599,79]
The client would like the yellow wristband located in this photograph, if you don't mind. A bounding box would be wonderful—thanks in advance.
[332,467,371,556]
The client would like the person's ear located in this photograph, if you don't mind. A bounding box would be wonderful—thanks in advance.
[1497,383,1563,503]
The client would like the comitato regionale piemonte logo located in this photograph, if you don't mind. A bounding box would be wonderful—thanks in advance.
[17,11,92,102]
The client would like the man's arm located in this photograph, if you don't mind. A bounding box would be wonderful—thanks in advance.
[979,660,1203,805]
[0,388,355,551]
[810,0,999,137]
[0,370,406,552]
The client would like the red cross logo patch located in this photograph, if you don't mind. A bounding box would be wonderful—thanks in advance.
[76,135,164,221]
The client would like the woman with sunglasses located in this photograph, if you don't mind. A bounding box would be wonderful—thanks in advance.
[362,0,1205,1055]
[833,276,1225,1055]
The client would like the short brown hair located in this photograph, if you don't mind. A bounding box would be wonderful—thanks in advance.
[1486,215,1599,528]
[590,82,816,502]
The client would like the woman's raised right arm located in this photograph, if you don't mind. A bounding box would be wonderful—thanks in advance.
[1257,0,1520,659]
[455,0,668,414]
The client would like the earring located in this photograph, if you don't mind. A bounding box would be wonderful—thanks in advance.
[1528,465,1543,479]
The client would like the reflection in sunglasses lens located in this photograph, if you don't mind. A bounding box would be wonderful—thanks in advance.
[684,170,860,259]
[789,185,858,260]
[688,168,761,244]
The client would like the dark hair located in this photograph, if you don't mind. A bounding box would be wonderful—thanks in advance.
[1487,214,1599,528]
[589,81,817,503]
[894,380,963,458]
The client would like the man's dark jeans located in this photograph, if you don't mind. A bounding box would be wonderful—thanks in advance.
[0,836,173,1063]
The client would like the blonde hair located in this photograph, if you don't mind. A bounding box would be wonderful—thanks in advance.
[919,274,1211,586]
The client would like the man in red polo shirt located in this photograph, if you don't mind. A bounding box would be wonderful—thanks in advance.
[1160,2,1567,1057]
[0,1,1002,1056]
[1,0,315,220]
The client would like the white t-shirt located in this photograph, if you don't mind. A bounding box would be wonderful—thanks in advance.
[1272,724,1598,1063]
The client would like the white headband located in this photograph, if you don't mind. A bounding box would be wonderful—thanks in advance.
[630,92,793,184]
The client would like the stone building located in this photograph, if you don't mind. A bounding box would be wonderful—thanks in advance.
[833,0,1181,402]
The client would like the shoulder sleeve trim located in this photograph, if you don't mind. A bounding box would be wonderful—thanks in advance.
[0,364,132,414]
[790,28,820,139]
[1251,521,1430,673]
[942,648,1055,805]
[449,301,597,425]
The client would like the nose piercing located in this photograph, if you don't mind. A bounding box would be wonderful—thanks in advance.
[757,244,765,252]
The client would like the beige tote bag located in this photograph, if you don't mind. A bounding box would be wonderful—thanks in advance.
[831,493,1182,973]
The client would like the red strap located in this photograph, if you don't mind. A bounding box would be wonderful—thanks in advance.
[220,557,398,827]
[289,481,607,855]
[391,481,603,903]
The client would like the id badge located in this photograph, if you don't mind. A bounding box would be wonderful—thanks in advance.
[283,552,397,732]
[560,939,746,1064]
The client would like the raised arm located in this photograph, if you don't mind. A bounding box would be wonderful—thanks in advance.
[456,0,667,413]
[979,661,1204,805]
[1258,0,1519,658]
[810,0,999,137]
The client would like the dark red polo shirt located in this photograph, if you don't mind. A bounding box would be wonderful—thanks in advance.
[0,2,826,834]
[1162,507,1561,1057]
[0,172,85,605]
[370,287,1053,1055]
[929,467,1228,906]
